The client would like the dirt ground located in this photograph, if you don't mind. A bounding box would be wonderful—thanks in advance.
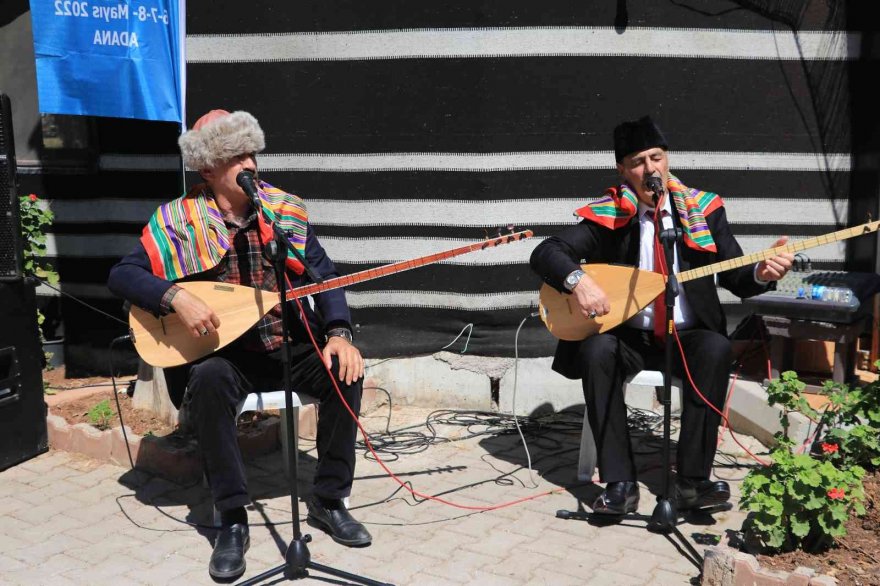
[757,471,880,585]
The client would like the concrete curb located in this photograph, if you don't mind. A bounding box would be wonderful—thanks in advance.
[702,544,837,585]
[46,408,288,484]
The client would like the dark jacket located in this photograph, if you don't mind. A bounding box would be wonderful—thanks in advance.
[530,206,769,379]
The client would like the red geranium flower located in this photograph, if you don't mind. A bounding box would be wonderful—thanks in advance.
[827,488,845,500]
[28,194,38,201]
[821,442,839,454]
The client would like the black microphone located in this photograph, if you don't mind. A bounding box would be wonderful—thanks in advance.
[236,169,259,203]
[645,175,664,196]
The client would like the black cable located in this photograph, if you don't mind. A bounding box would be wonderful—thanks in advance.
[28,275,129,327]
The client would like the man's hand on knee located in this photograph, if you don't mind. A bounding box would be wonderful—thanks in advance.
[323,337,364,385]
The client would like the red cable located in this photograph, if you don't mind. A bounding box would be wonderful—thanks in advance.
[287,291,570,512]
[672,326,770,467]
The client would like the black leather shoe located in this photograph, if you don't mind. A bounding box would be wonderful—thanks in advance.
[592,481,640,515]
[306,496,372,547]
[209,523,249,581]
[675,478,731,510]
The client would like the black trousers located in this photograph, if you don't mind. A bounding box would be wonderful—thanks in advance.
[175,344,362,512]
[578,327,731,483]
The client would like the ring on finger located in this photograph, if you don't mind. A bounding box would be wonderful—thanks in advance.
[199,328,209,336]
[588,311,598,319]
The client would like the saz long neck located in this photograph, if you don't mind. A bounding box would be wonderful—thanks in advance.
[284,230,533,301]
[677,220,880,284]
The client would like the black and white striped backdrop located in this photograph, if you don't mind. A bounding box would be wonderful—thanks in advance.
[20,1,878,372]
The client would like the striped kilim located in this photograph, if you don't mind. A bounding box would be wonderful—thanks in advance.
[141,180,308,281]
[574,173,723,253]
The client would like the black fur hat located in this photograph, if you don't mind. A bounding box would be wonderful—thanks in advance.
[613,116,668,162]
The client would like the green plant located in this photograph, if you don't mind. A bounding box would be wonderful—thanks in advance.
[86,399,115,430]
[19,194,59,369]
[741,435,866,552]
[740,370,872,553]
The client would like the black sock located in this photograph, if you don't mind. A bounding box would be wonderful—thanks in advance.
[220,506,248,527]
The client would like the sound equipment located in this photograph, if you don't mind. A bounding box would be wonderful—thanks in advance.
[0,93,24,281]
[743,270,880,323]
[130,229,534,367]
[539,219,880,341]
[0,279,48,470]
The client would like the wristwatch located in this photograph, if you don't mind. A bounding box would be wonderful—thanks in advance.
[563,269,585,292]
[326,327,353,344]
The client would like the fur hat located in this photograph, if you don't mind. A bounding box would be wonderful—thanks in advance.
[613,116,668,162]
[178,110,265,170]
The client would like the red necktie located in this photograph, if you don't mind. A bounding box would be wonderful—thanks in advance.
[648,210,668,344]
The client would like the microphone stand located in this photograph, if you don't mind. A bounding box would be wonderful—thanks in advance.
[239,186,391,586]
[644,190,703,567]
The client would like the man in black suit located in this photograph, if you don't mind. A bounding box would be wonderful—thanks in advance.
[530,116,793,515]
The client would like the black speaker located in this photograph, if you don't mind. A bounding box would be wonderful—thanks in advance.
[0,93,24,281]
[0,279,48,470]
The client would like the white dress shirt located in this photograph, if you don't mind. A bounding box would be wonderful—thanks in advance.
[625,197,696,331]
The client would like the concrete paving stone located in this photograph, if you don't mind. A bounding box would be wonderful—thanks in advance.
[602,549,670,578]
[125,530,206,566]
[404,528,480,560]
[135,475,187,504]
[489,550,558,582]
[7,533,90,564]
[445,509,505,538]
[123,552,204,585]
[63,531,151,564]
[501,509,557,538]
[15,451,71,474]
[356,546,438,583]
[65,463,126,488]
[61,553,155,584]
[4,568,83,586]
[538,552,623,581]
[7,497,86,538]
[0,552,27,572]
[583,568,650,585]
[0,510,33,535]
[63,496,131,523]
[12,477,90,507]
[0,464,40,483]
[460,528,530,558]
[512,529,580,560]
[23,464,84,488]
[64,478,131,506]
[653,557,703,578]
[420,549,498,583]
[647,568,696,585]
[524,568,591,586]
[465,569,523,586]
[19,513,88,543]
[0,495,30,518]
[62,513,160,545]
[0,477,31,499]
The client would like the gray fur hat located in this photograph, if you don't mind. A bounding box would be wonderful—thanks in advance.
[178,110,265,170]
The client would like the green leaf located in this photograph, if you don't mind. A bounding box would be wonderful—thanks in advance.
[790,516,811,538]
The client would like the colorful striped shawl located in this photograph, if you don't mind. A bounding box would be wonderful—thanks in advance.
[574,174,723,253]
[141,181,308,281]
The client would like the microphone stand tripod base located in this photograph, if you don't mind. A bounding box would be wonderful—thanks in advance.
[284,536,311,579]
[647,499,677,534]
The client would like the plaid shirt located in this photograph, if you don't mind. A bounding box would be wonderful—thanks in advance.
[161,211,285,353]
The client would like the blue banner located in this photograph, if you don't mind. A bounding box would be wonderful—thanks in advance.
[30,0,185,123]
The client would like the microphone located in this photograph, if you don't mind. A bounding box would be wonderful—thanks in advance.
[236,169,259,203]
[645,175,664,196]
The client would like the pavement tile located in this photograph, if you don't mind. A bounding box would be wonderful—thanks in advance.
[404,527,479,560]
[0,403,765,586]
[525,568,590,585]
[489,550,558,582]
[465,569,523,586]
[0,552,27,572]
[460,528,530,557]
[7,533,90,564]
[420,549,498,583]
[583,568,649,585]
[647,568,696,585]
[123,552,203,585]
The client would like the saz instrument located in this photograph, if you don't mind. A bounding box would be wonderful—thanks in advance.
[130,229,533,367]
[538,220,880,341]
